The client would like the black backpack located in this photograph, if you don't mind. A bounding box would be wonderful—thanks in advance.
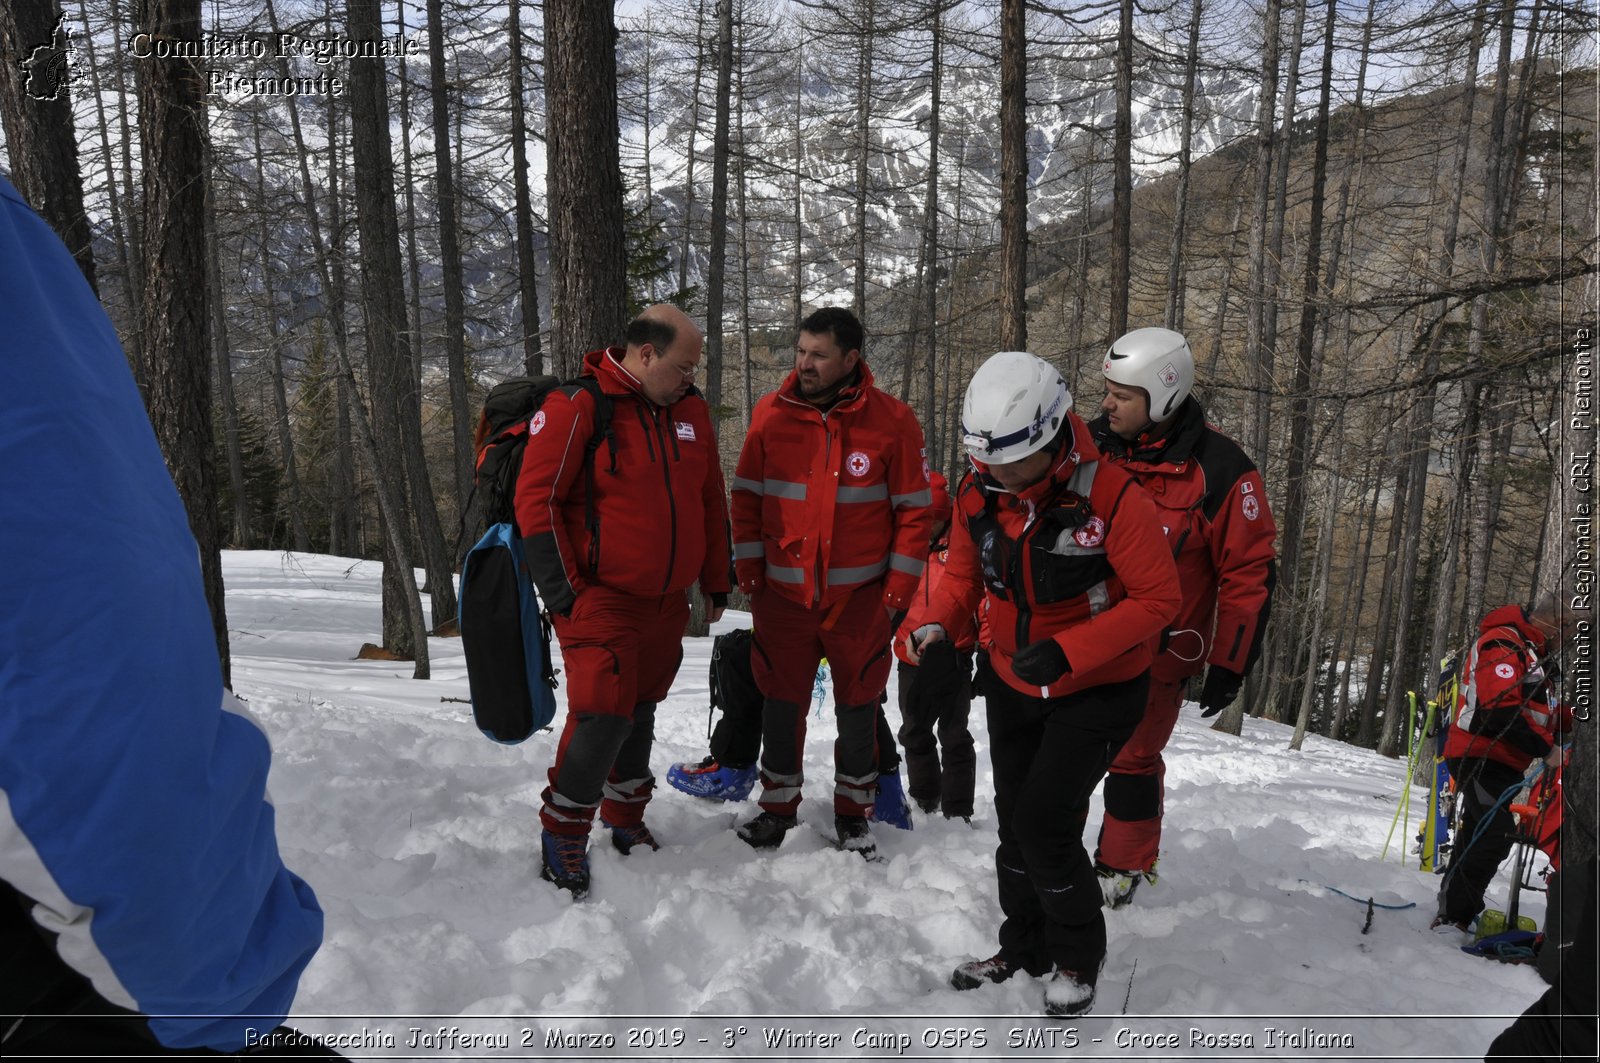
[458,375,614,743]
[466,375,615,537]
[706,628,764,768]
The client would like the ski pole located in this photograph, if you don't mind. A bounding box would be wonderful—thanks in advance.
[1382,691,1420,861]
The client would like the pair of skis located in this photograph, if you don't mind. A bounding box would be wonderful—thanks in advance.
[1382,692,1452,870]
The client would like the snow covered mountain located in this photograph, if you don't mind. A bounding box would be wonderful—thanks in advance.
[619,17,1260,313]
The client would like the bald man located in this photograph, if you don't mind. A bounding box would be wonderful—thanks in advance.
[515,305,733,897]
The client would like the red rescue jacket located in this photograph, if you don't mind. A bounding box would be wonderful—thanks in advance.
[894,542,979,665]
[731,360,932,610]
[1089,399,1277,682]
[928,413,1180,698]
[1444,604,1571,772]
[514,347,732,614]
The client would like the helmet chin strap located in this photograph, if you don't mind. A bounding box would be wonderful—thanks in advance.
[970,436,1067,495]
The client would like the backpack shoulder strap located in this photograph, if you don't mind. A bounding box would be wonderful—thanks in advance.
[566,377,616,465]
[562,376,616,574]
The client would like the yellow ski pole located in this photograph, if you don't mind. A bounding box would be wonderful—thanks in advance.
[1382,691,1419,861]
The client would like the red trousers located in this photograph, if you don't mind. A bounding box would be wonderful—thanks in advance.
[1094,675,1186,874]
[540,586,689,836]
[750,583,894,816]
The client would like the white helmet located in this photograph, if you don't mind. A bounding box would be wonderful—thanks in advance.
[961,351,1071,464]
[1102,327,1194,424]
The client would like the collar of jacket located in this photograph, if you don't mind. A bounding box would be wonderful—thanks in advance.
[583,346,655,404]
[776,359,875,414]
[1480,603,1548,654]
[1090,396,1206,466]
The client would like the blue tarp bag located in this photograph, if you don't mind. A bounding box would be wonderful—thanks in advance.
[459,521,557,743]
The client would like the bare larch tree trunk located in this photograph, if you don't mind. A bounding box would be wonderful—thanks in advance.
[0,0,97,291]
[851,0,876,320]
[704,0,734,423]
[134,0,229,685]
[508,0,545,376]
[1264,0,1337,723]
[426,0,473,508]
[203,158,251,547]
[249,112,310,552]
[347,0,432,676]
[1239,0,1281,486]
[920,2,943,459]
[544,0,629,366]
[678,0,709,304]
[1164,0,1204,332]
[998,0,1028,350]
[73,0,140,372]
[1107,0,1134,342]
[1256,0,1309,472]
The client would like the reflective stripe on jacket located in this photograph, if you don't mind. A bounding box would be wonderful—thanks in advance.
[731,360,931,610]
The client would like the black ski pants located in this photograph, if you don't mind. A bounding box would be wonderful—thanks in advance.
[710,631,899,773]
[986,672,1148,976]
[895,643,976,818]
[1484,855,1597,1061]
[709,684,763,768]
[1439,757,1525,925]
[2,882,341,1058]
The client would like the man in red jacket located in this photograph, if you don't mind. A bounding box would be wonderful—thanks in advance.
[893,471,981,821]
[514,304,733,899]
[731,307,932,858]
[1434,597,1574,932]
[911,351,1179,1017]
[1088,327,1277,908]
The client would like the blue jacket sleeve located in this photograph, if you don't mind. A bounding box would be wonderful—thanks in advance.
[0,175,323,1051]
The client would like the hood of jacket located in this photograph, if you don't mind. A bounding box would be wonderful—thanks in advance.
[1479,603,1547,653]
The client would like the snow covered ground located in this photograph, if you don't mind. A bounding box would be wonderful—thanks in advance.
[225,551,1549,1061]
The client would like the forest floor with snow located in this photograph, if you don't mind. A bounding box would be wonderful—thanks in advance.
[225,551,1551,1061]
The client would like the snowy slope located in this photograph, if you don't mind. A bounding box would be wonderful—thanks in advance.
[225,551,1549,1060]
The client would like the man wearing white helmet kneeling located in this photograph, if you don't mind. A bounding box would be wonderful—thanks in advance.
[1091,328,1278,909]
[907,351,1179,1017]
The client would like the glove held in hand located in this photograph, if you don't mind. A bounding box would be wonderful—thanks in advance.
[1012,639,1070,686]
[1198,666,1243,718]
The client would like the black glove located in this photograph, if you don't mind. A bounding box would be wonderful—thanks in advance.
[710,592,729,610]
[1198,666,1243,718]
[1012,639,1070,685]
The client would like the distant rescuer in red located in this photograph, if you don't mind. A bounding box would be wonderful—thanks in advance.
[1434,595,1576,933]
[730,307,932,860]
[1089,327,1278,909]
[515,304,732,899]
[909,350,1179,1017]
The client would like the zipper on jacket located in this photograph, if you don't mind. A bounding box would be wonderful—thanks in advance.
[648,405,679,593]
[632,404,658,463]
[815,412,832,606]
[1011,506,1034,652]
